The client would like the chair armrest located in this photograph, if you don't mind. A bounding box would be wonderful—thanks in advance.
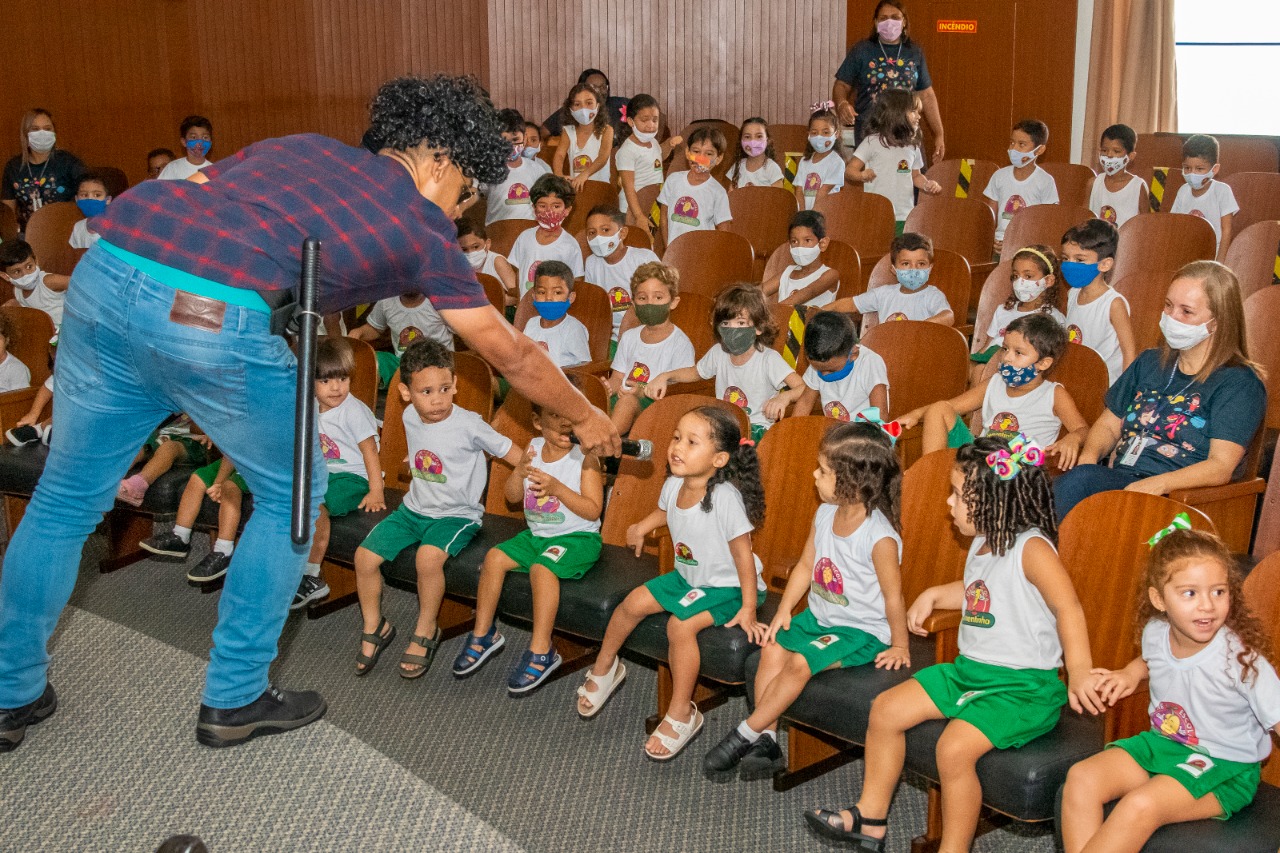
[578,358,614,378]
[651,525,673,574]
[921,609,962,664]
[0,387,39,432]
[1168,478,1266,504]
[921,609,961,634]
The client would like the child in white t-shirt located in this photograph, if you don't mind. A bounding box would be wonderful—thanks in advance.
[763,210,840,308]
[726,118,785,190]
[70,173,110,249]
[1060,219,1134,385]
[553,82,614,191]
[456,219,519,307]
[794,104,846,211]
[846,89,941,225]
[658,126,733,249]
[1088,123,1149,228]
[984,119,1060,252]
[1170,134,1239,260]
[794,311,889,421]
[521,122,551,175]
[0,313,30,393]
[349,292,452,389]
[616,94,681,227]
[829,232,952,329]
[0,239,69,330]
[158,115,214,181]
[583,206,660,341]
[478,108,544,226]
[520,261,592,368]
[507,174,586,296]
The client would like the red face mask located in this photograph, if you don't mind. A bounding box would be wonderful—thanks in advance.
[535,208,568,230]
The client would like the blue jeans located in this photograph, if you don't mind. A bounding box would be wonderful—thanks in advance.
[0,245,325,709]
[1052,464,1143,523]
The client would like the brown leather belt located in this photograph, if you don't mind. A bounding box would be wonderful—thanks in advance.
[169,290,227,333]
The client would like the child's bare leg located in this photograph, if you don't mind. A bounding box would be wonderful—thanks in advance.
[1073,762,1222,853]
[473,548,516,637]
[175,475,208,528]
[138,440,185,483]
[307,506,331,565]
[746,646,814,733]
[1060,749,1154,853]
[214,482,243,543]
[921,401,959,455]
[352,545,392,668]
[410,544,448,640]
[579,586,664,714]
[646,609,716,756]
[610,393,641,434]
[528,563,560,655]
[934,719,996,851]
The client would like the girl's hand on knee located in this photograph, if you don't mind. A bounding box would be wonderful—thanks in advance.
[359,491,386,512]
[874,645,911,670]
[764,612,790,645]
[726,606,765,643]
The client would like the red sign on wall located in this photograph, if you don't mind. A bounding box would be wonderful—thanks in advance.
[937,19,978,33]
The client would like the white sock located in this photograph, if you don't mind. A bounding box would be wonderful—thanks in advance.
[761,729,778,741]
[736,721,763,743]
[213,538,235,556]
[304,561,322,578]
[173,525,192,544]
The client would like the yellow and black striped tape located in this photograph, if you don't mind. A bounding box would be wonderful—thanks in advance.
[783,152,802,193]
[649,200,661,229]
[956,158,974,198]
[1273,240,1280,284]
[783,307,807,370]
[1151,167,1168,212]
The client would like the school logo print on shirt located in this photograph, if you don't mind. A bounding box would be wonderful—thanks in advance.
[627,362,651,386]
[412,449,446,483]
[1067,324,1083,344]
[885,312,909,322]
[524,489,565,524]
[1003,195,1027,221]
[572,154,592,173]
[506,183,531,206]
[810,557,850,606]
[671,197,701,227]
[1151,701,1199,746]
[723,386,751,413]
[986,412,1020,440]
[824,401,852,422]
[319,433,343,464]
[896,159,910,174]
[674,542,698,566]
[608,287,632,312]
[961,579,995,628]
[1100,205,1117,223]
[803,172,822,197]
[398,326,424,352]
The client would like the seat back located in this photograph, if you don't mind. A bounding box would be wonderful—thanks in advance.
[1144,166,1186,213]
[1038,163,1096,209]
[486,218,536,258]
[563,367,611,413]
[662,230,755,300]
[1217,136,1280,176]
[93,166,130,198]
[900,449,969,603]
[668,291,717,358]
[1130,134,1188,187]
[861,249,970,331]
[345,338,379,412]
[0,203,17,243]
[756,416,837,590]
[475,272,507,314]
[764,303,807,374]
[1223,220,1280,300]
[903,196,997,269]
[513,280,612,363]
[1112,270,1171,352]
[814,191,896,273]
[634,184,663,252]
[453,350,495,421]
[767,124,810,176]
[1244,286,1280,430]
[1242,550,1280,785]
[484,390,538,517]
[563,180,616,237]
[1221,172,1280,234]
[727,186,797,269]
[24,202,84,276]
[0,305,54,388]
[970,261,1015,352]
[1045,340,1109,426]
[762,240,863,302]
[998,204,1094,263]
[924,158,999,202]
[1113,212,1216,284]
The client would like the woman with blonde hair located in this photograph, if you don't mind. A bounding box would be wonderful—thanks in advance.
[2,109,85,229]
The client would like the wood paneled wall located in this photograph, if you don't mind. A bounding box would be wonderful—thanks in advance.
[487,0,848,131]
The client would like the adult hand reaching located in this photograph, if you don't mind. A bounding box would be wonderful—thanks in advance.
[572,408,622,458]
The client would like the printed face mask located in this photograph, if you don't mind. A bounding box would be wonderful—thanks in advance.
[809,135,835,154]
[76,198,108,217]
[894,267,931,290]
[688,151,713,173]
[27,130,55,153]
[521,145,540,160]
[1099,154,1128,176]
[572,108,598,126]
[817,353,856,383]
[463,249,486,270]
[534,208,568,230]
[11,268,41,289]
[876,18,904,41]
[999,361,1039,388]
[587,233,622,257]
[1182,170,1213,190]
[631,129,657,144]
[1012,276,1049,303]
[790,245,821,266]
[1159,312,1212,351]
[1008,148,1037,168]
[533,299,572,321]
[742,139,767,157]
[185,139,212,158]
[1059,261,1099,289]
[719,325,758,356]
[635,303,671,326]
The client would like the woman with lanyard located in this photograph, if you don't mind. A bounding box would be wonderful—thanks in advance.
[2,109,86,231]
[831,0,945,162]
[0,75,620,754]
[1053,261,1265,521]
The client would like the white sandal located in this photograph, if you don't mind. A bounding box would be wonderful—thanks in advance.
[576,656,627,719]
[644,702,704,761]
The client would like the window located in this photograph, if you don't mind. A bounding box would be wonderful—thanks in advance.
[1175,0,1280,135]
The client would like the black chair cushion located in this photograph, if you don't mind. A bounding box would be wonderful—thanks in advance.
[0,444,198,515]
[326,491,403,564]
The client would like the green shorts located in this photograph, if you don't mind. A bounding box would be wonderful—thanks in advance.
[359,504,480,562]
[194,460,249,495]
[609,391,656,413]
[1106,730,1261,820]
[608,338,618,360]
[969,344,1001,364]
[946,417,975,449]
[504,305,517,323]
[324,471,369,517]
[749,423,767,444]
[145,434,210,467]
[775,608,889,674]
[374,350,401,389]
[495,528,602,579]
[644,571,767,626]
[894,220,906,236]
[914,654,1066,749]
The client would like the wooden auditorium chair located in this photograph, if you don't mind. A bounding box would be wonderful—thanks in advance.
[474,272,507,315]
[23,201,84,276]
[563,180,616,237]
[727,185,797,279]
[668,120,739,182]
[512,279,613,372]
[1112,213,1216,284]
[1224,220,1280,300]
[763,239,863,303]
[485,218,536,259]
[862,249,971,334]
[903,196,997,312]
[923,158,999,203]
[1221,173,1280,235]
[0,203,18,243]
[814,191,895,284]
[1039,163,1096,209]
[1216,136,1280,176]
[661,230,755,300]
[998,204,1094,264]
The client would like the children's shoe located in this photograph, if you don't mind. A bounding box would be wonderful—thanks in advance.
[507,648,562,695]
[451,626,505,677]
[5,425,40,447]
[737,734,785,781]
[117,475,150,507]
[139,530,191,561]
[291,575,330,611]
[187,551,232,584]
[39,425,50,446]
[701,728,756,782]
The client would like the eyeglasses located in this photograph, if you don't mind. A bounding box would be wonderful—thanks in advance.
[458,183,477,206]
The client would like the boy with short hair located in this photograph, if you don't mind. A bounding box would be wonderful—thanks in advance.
[477,108,547,226]
[829,232,952,328]
[1061,218,1135,385]
[984,119,1060,252]
[583,205,660,342]
[507,174,585,299]
[1088,123,1149,227]
[0,239,69,329]
[71,172,110,249]
[348,292,452,389]
[146,147,176,180]
[521,260,592,368]
[1170,133,1239,261]
[351,340,523,678]
[795,310,889,422]
[158,115,214,181]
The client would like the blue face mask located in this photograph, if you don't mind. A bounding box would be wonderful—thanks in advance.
[1059,260,1099,289]
[185,139,212,157]
[76,198,108,217]
[894,267,931,291]
[816,351,857,382]
[999,361,1039,388]
[533,300,571,321]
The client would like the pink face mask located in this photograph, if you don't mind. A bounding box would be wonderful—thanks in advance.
[742,139,767,157]
[535,208,568,230]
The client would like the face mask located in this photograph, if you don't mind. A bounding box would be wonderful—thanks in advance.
[27,130,55,153]
[1059,261,1099,289]
[635,303,671,326]
[185,139,211,158]
[1099,154,1128,176]
[876,18,904,41]
[534,208,568,230]
[719,325,758,356]
[894,267,931,290]
[508,143,522,162]
[11,268,41,290]
[1159,312,1212,351]
[533,300,572,321]
[688,152,713,174]
[631,129,657,144]
[1183,170,1213,190]
[742,139,767,157]
[587,234,622,257]
[572,108,598,126]
[790,245,821,266]
[817,353,856,383]
[809,135,835,154]
[1012,277,1049,303]
[76,198,108,217]
[463,249,487,271]
[522,146,540,160]
[1008,148,1037,168]
[999,361,1039,388]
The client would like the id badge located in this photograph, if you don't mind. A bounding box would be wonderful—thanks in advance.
[1119,434,1151,467]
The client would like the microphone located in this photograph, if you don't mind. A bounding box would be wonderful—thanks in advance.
[568,434,653,460]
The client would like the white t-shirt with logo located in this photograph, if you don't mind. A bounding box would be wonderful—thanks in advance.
[794,152,846,210]
[402,405,512,522]
[659,477,764,591]
[802,345,889,421]
[696,344,795,430]
[567,130,610,184]
[1089,174,1147,227]
[366,295,452,354]
[657,170,732,247]
[615,137,664,212]
[12,269,64,329]
[983,165,1060,240]
[959,529,1062,671]
[319,392,379,479]
[1066,286,1129,385]
[852,136,924,221]
[1170,181,1240,252]
[979,374,1062,448]
[730,159,784,188]
[806,504,901,642]
[985,304,1067,349]
[522,437,601,538]
[521,313,592,367]
[778,264,836,308]
[584,246,661,338]
[0,351,31,393]
[479,158,543,225]
[611,324,696,392]
[507,228,586,294]
[157,158,213,181]
[853,284,950,324]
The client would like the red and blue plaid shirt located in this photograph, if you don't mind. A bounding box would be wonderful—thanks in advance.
[94,133,485,315]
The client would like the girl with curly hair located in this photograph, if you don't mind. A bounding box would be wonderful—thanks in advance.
[553,81,614,192]
[575,406,767,761]
[1061,525,1280,852]
[806,434,1104,851]
[703,421,909,783]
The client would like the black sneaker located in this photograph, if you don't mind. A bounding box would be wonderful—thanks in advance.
[702,728,756,782]
[291,575,330,611]
[0,682,57,753]
[139,530,191,561]
[5,425,40,447]
[187,551,231,584]
[196,685,326,748]
[738,733,785,780]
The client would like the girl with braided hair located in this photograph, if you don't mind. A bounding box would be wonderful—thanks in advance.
[806,434,1104,851]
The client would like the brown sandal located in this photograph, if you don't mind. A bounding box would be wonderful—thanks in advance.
[355,617,396,676]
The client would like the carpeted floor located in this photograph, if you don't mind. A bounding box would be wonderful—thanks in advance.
[3,534,1058,852]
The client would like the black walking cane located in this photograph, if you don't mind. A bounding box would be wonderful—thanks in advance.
[291,237,322,544]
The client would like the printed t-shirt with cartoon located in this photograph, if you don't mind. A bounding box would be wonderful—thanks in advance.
[730,159,784,189]
[366,295,452,353]
[479,157,544,225]
[657,170,732,248]
[507,227,585,295]
[11,269,64,328]
[696,344,794,430]
[614,137,664,212]
[834,39,932,141]
[612,324,695,393]
[983,165,1059,241]
[319,392,379,479]
[660,477,765,591]
[402,405,513,523]
[521,438,601,538]
[806,504,900,642]
[1169,180,1239,253]
[986,304,1066,349]
[802,345,889,421]
[852,135,924,221]
[794,153,845,211]
[978,373,1062,448]
[521,313,592,367]
[958,529,1062,670]
[1066,286,1129,385]
[584,246,661,338]
[1089,174,1147,227]
[852,283,949,324]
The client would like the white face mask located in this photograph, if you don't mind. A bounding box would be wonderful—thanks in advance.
[1159,312,1212,351]
[1013,277,1049,303]
[587,233,622,257]
[572,108,598,126]
[1008,148,1038,168]
[27,130,56,153]
[1183,170,1213,190]
[463,249,487,271]
[1098,154,1128,176]
[11,268,41,289]
[630,129,657,144]
[790,245,821,266]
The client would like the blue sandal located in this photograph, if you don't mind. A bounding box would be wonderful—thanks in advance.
[451,626,505,677]
[507,647,562,695]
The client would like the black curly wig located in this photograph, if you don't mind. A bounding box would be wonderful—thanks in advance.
[369,75,510,186]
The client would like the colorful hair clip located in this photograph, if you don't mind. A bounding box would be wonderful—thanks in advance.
[854,408,902,446]
[739,437,755,448]
[810,99,836,114]
[984,433,1045,481]
[1147,512,1191,547]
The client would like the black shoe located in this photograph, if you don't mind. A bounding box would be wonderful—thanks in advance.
[5,425,40,447]
[702,728,756,782]
[140,530,191,561]
[187,551,231,584]
[738,733,784,780]
[0,682,57,753]
[196,685,326,748]
[291,574,330,611]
